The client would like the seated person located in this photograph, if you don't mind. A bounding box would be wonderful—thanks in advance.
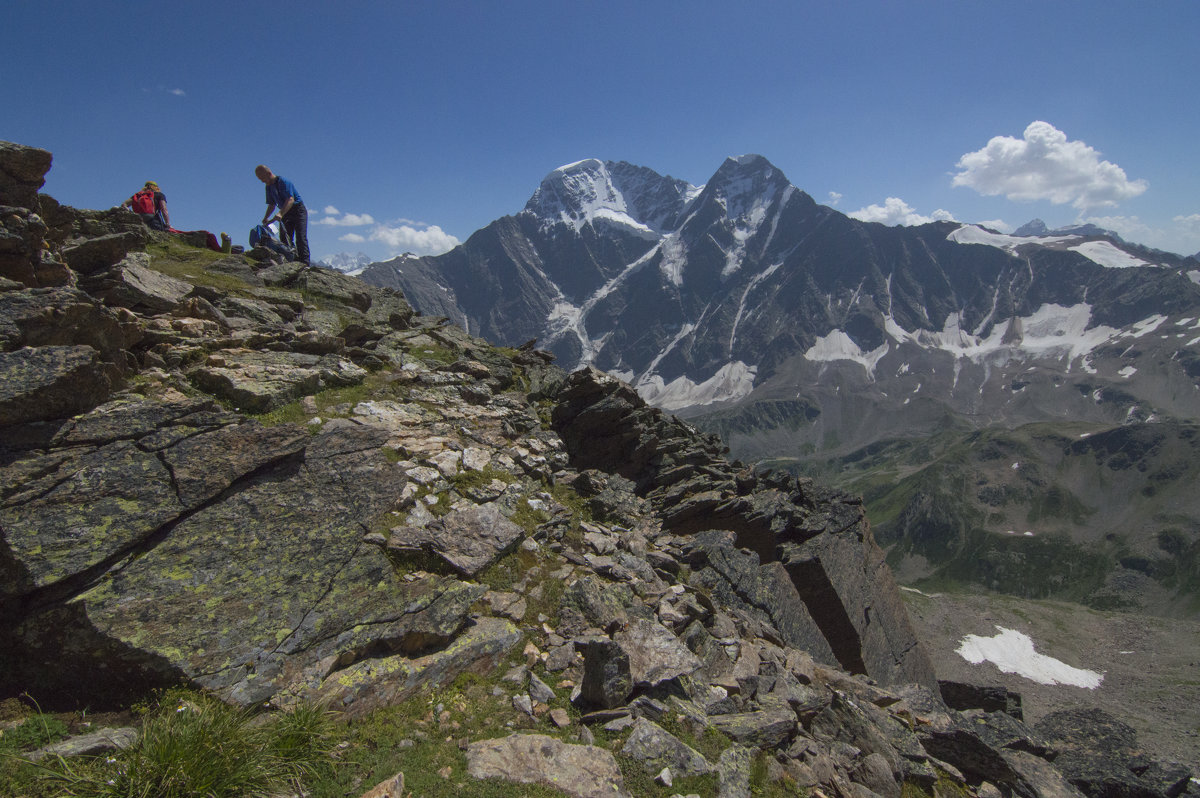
[122,180,170,230]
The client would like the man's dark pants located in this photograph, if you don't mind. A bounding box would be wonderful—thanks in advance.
[283,203,310,265]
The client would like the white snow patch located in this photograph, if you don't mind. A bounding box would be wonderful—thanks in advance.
[637,361,757,411]
[1070,240,1154,269]
[948,224,1079,254]
[659,234,686,287]
[1123,315,1168,339]
[729,262,781,353]
[1189,271,1200,285]
[1119,365,1137,378]
[956,626,1103,688]
[805,330,890,378]
[590,208,657,238]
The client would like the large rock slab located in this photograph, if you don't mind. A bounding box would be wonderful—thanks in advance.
[1,414,429,709]
[466,733,631,798]
[189,349,367,412]
[423,502,525,577]
[314,617,520,716]
[0,345,112,425]
[83,252,193,310]
[62,232,145,275]
[0,286,141,358]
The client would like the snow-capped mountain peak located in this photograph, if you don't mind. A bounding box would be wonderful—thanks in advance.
[318,251,375,274]
[699,154,793,220]
[524,159,698,235]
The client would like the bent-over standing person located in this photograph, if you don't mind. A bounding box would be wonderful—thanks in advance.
[255,164,310,265]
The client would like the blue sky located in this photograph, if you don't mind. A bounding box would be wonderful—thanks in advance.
[5,1,1199,261]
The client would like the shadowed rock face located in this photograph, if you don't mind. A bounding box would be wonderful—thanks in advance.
[551,366,937,689]
[2,140,1191,797]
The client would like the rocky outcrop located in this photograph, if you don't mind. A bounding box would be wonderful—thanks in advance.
[1,141,1193,798]
[552,366,936,689]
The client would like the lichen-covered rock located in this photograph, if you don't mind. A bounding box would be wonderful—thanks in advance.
[0,345,113,425]
[620,717,711,776]
[466,733,630,798]
[614,618,702,688]
[189,349,367,412]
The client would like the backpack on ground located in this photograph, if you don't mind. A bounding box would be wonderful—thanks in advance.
[248,223,295,258]
[130,189,157,215]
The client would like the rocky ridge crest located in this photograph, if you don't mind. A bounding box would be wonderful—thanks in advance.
[1,141,1193,798]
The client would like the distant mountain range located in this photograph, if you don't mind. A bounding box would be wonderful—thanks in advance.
[357,155,1200,613]
[317,251,373,274]
[359,155,1200,430]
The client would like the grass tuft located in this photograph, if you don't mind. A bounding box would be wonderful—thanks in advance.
[21,690,338,798]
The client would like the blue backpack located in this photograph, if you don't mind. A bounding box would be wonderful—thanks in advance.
[249,224,294,257]
[249,224,274,248]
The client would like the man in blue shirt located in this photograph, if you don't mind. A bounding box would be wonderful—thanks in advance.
[255,165,310,265]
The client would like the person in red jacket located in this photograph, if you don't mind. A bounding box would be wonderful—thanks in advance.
[122,180,170,230]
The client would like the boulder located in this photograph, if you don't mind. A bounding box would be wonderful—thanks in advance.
[709,708,796,749]
[579,638,633,709]
[0,206,46,285]
[620,717,711,776]
[466,733,630,798]
[82,252,193,311]
[716,745,754,798]
[0,141,52,210]
[613,618,702,688]
[62,231,145,275]
[940,680,1024,720]
[390,502,525,577]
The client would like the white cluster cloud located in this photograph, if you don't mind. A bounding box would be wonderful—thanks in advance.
[317,209,376,227]
[849,197,955,226]
[953,121,1147,211]
[827,191,843,206]
[316,205,461,256]
[1175,213,1200,232]
[369,222,460,256]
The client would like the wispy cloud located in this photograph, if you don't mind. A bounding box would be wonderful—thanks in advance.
[848,197,955,226]
[339,233,366,243]
[827,191,842,206]
[953,121,1147,211]
[168,88,186,96]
